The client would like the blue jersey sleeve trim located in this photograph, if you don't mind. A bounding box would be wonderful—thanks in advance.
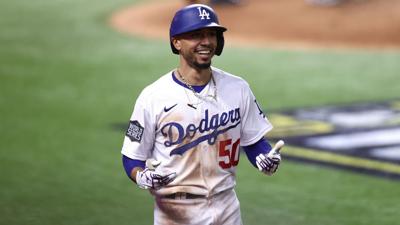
[243,137,272,168]
[122,155,145,180]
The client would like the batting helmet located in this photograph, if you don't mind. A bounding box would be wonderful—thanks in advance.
[169,4,227,55]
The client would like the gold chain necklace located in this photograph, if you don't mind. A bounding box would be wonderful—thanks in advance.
[176,69,217,101]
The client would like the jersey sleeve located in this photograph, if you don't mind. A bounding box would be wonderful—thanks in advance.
[121,92,156,161]
[240,85,273,146]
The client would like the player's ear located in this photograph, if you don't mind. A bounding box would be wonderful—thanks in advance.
[172,38,181,52]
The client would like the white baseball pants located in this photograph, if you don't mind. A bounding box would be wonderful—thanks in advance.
[154,189,242,225]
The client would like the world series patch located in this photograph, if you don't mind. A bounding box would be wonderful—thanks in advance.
[126,120,144,142]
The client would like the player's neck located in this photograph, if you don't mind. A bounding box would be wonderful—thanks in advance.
[177,66,212,86]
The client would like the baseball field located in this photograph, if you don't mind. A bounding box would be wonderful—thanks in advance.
[1,0,400,224]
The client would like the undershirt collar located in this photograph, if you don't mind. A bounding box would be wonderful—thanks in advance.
[172,71,207,93]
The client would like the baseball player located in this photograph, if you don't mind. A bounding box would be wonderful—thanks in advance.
[121,4,283,225]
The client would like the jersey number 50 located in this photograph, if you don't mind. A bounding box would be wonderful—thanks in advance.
[218,139,240,169]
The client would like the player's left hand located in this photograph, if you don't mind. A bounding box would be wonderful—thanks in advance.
[256,140,284,176]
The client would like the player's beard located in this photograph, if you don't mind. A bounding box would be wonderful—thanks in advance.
[182,47,214,71]
[192,61,211,70]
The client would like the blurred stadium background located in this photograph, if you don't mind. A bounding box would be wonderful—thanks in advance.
[1,0,399,224]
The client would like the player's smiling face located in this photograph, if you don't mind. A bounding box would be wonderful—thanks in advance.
[173,28,218,70]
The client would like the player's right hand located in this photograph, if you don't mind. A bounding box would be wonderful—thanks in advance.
[135,162,177,190]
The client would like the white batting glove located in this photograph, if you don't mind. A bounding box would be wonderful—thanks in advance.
[256,140,284,176]
[135,160,177,190]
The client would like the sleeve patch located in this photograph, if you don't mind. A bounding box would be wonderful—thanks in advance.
[126,120,144,142]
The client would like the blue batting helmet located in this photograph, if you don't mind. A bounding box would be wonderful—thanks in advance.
[169,4,227,55]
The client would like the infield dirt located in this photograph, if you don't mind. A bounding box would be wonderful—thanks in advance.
[110,0,400,50]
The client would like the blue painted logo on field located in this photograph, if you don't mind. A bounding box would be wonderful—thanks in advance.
[268,99,400,179]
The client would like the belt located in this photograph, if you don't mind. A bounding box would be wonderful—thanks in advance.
[163,192,206,200]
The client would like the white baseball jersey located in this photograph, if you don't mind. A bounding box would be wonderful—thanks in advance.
[121,67,272,197]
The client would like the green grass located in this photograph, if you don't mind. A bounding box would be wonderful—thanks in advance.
[1,0,400,224]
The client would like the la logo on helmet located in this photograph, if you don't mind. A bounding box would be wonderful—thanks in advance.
[197,7,210,20]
